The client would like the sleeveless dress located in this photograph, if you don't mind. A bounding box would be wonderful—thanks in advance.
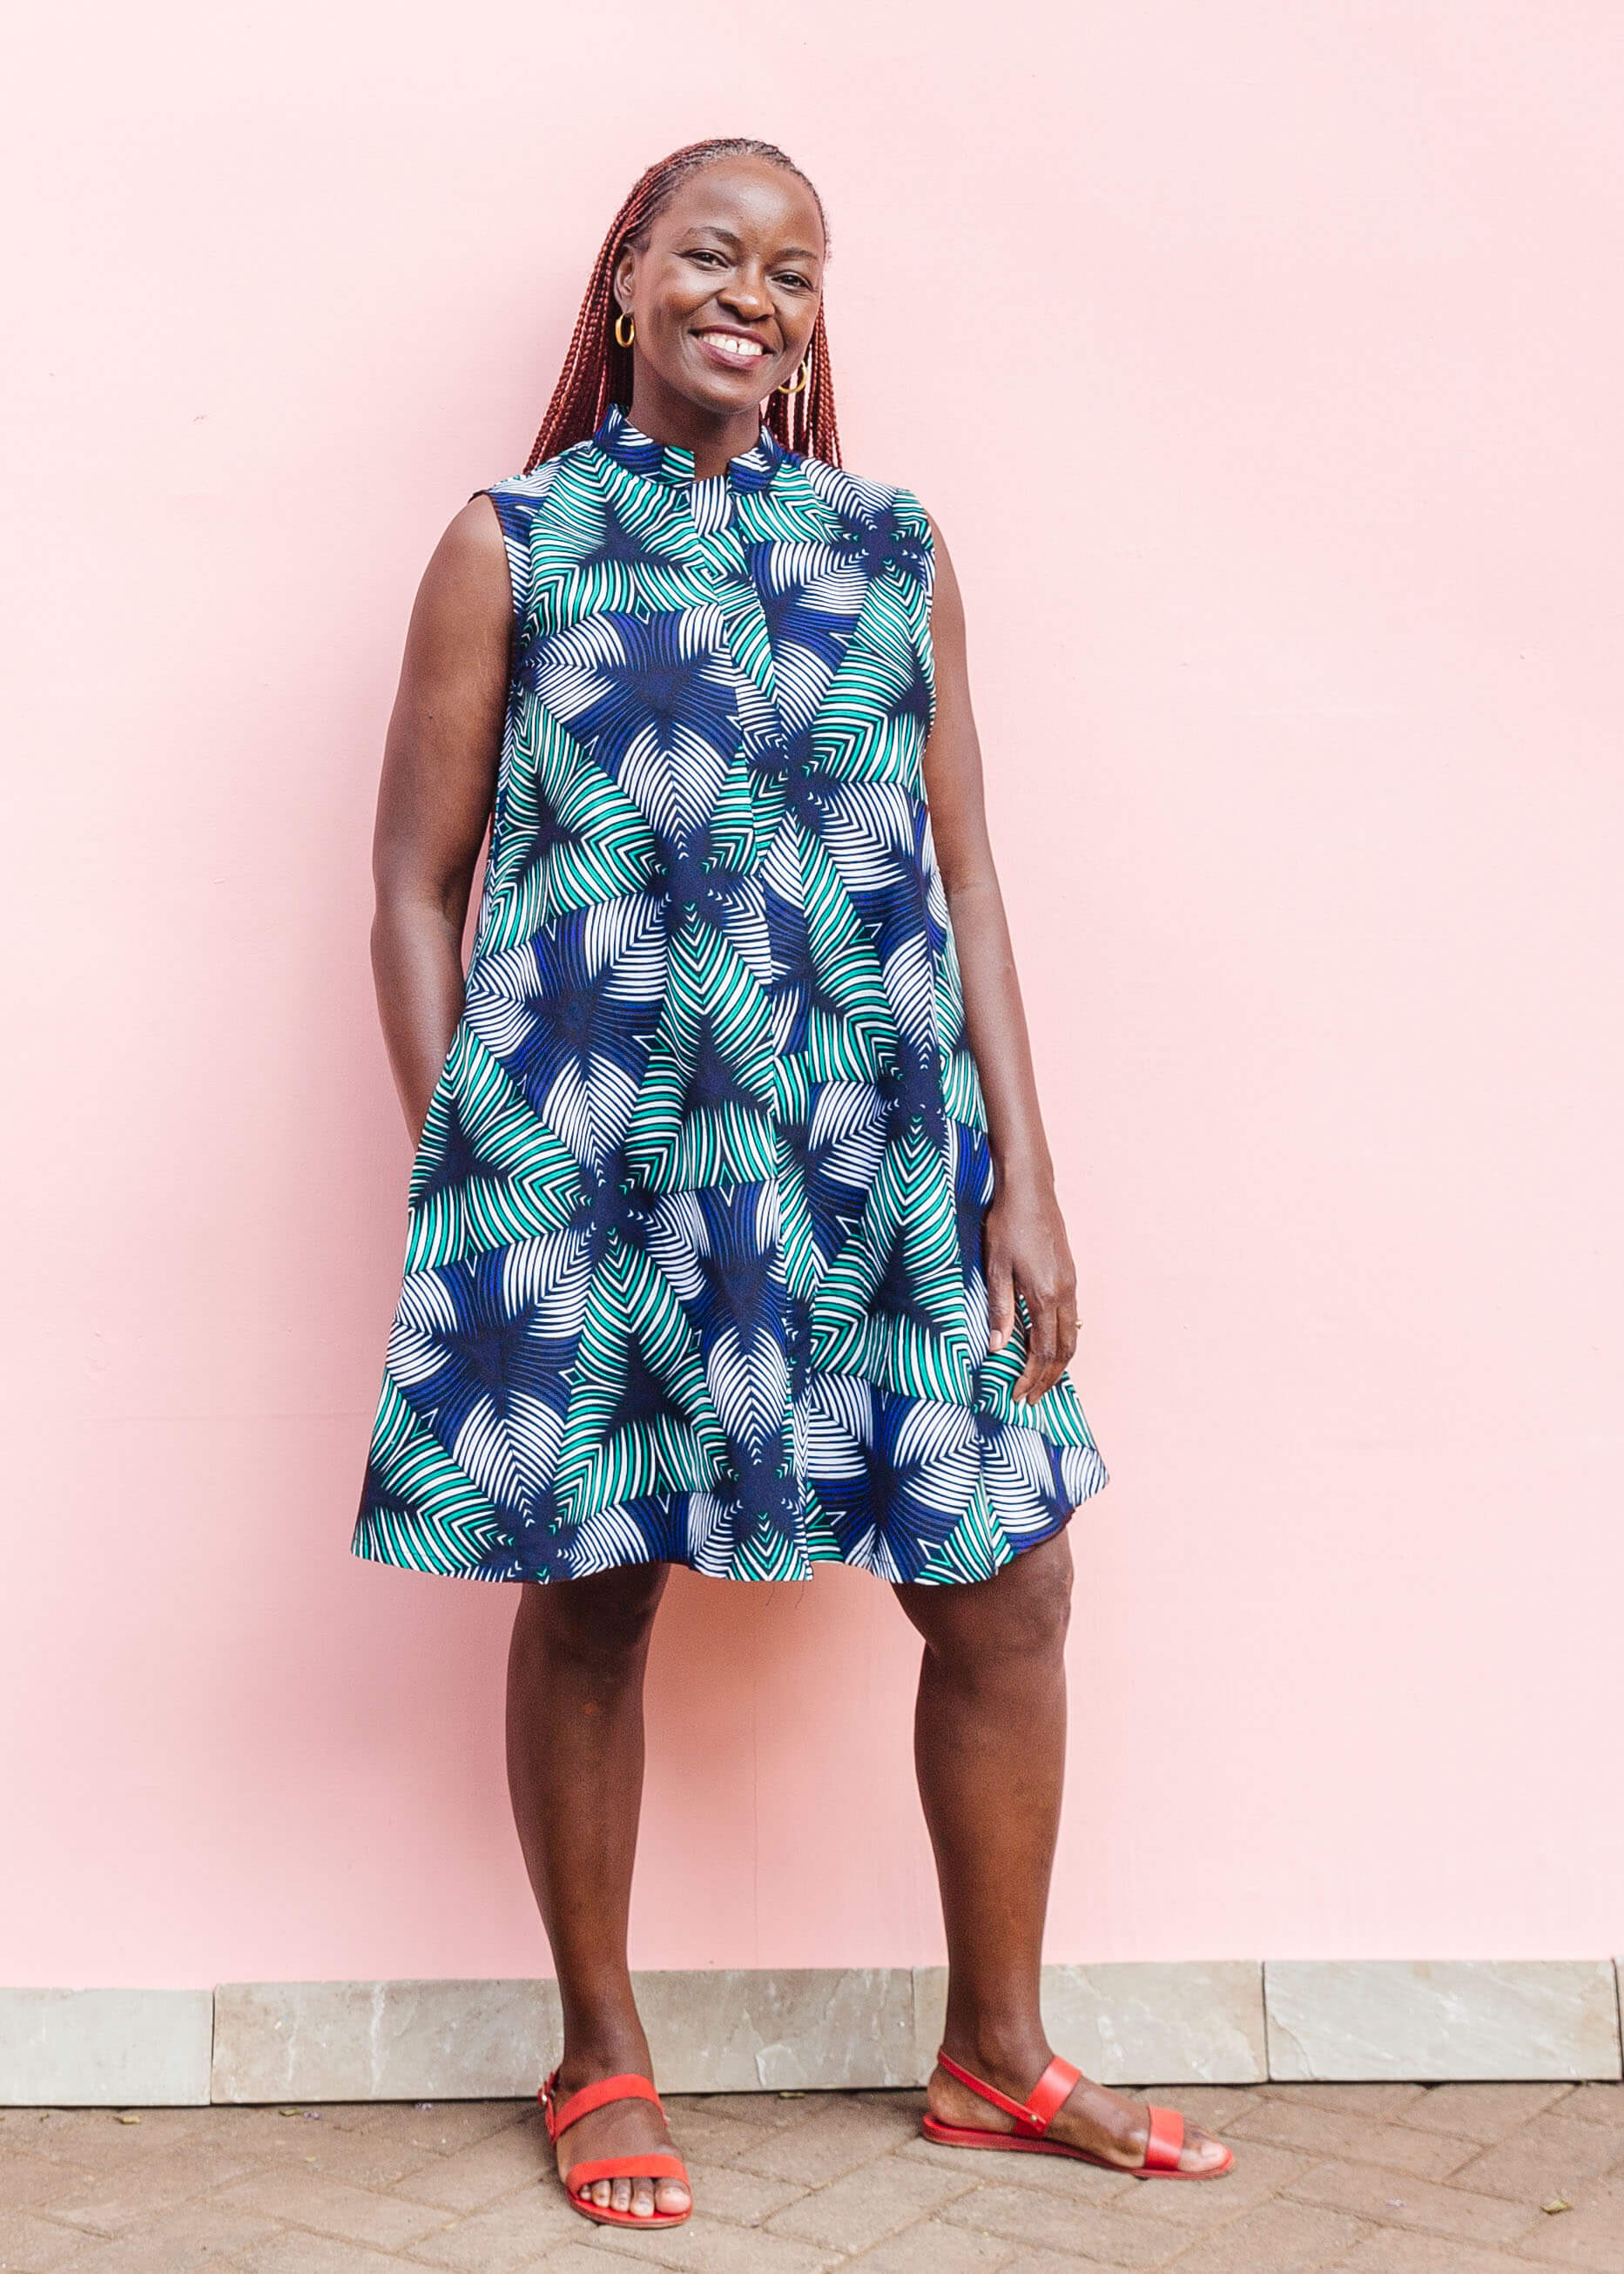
[353,408,1107,1586]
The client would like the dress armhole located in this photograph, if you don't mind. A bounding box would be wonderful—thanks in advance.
[475,488,533,624]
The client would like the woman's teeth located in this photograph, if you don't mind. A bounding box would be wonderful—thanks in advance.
[699,332,766,362]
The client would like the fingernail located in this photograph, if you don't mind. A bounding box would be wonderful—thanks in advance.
[988,1333,1006,1351]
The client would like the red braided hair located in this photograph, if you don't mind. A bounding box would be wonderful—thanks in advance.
[522,138,842,474]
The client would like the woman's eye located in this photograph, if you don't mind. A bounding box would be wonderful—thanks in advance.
[774,272,812,292]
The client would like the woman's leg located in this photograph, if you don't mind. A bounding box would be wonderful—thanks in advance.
[894,1528,1226,2172]
[507,1564,691,2219]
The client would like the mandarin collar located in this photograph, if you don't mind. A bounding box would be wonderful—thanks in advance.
[593,402,782,491]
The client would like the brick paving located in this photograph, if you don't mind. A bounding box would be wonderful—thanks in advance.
[2,2080,1621,2274]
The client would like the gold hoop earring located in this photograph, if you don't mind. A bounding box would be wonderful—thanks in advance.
[614,311,635,348]
[776,358,811,395]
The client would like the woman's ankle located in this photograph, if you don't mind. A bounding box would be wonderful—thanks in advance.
[937,2011,1053,2092]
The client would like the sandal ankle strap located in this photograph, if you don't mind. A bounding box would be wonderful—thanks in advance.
[936,2047,1082,2138]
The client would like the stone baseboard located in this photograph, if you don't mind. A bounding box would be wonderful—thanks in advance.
[4,1960,1620,2105]
[1263,1960,1624,2082]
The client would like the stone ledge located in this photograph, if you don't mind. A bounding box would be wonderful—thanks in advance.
[1265,1960,1624,2082]
[4,1960,1619,2104]
[0,1987,212,2106]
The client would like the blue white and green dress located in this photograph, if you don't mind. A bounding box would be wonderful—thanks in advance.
[354,408,1106,1586]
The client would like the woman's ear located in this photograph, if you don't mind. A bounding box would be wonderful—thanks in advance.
[612,245,637,314]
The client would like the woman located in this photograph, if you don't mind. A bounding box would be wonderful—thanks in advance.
[356,136,1232,2230]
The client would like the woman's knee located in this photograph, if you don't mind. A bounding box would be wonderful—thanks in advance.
[911,1532,1073,1675]
[989,1537,1073,1659]
[513,1563,668,1670]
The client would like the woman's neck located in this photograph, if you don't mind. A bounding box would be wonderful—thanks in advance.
[627,369,761,479]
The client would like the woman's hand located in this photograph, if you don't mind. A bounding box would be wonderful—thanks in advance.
[983,1169,1080,1405]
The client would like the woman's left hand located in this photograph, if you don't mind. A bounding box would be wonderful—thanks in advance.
[982,1171,1080,1405]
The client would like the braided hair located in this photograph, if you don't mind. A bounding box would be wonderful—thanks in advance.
[522,138,841,473]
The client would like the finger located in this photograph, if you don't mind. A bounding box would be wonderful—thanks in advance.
[986,1240,1016,1354]
[1011,1289,1049,1402]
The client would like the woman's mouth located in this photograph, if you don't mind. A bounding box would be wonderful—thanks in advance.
[693,328,771,370]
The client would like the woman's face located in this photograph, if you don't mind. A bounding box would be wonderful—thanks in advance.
[614,159,825,420]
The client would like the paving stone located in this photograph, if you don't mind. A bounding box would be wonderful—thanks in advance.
[998,2254,1116,2274]
[1118,2141,1317,2226]
[674,2157,805,2223]
[1330,2228,1535,2270]
[0,2206,93,2269]
[1161,2086,1269,2131]
[0,2152,94,2212]
[1449,2113,1624,2203]
[400,2178,585,2270]
[53,2198,280,2273]
[1394,2084,1575,2142]
[661,2105,772,2166]
[393,2092,532,2146]
[897,2130,1139,2203]
[574,2207,839,2270]
[1264,2085,1430,2118]
[53,2143,263,2235]
[1284,2161,1542,2248]
[732,2098,919,2185]
[846,2220,1014,2270]
[766,2151,974,2248]
[669,2092,809,2128]
[1168,2199,1370,2271]
[23,2111,218,2172]
[390,2121,550,2210]
[1507,2171,1624,2271]
[238,2235,404,2274]
[1228,2096,1480,2178]
[1563,2086,1624,2130]
[530,2250,654,2274]
[210,2163,449,2250]
[287,2119,450,2192]
[941,2179,1188,2264]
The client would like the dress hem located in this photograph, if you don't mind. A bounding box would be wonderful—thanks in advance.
[350,1460,1108,1589]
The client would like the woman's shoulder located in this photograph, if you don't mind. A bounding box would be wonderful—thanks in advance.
[781,450,935,570]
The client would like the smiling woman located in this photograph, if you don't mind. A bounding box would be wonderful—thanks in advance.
[354,136,1230,2234]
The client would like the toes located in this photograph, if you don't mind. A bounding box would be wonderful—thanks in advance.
[587,2177,611,2207]
[610,2175,633,2212]
[655,2175,691,2216]
[630,2176,656,2219]
[1182,2124,1230,2174]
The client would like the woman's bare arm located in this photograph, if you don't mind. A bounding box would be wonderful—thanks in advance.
[370,496,512,1140]
[921,518,1079,1404]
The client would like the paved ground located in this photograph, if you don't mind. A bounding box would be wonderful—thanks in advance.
[3,2080,1622,2274]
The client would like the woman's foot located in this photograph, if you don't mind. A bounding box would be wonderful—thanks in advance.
[548,2059,692,2220]
[928,2049,1230,2176]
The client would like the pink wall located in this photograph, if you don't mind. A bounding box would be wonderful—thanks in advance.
[5,1,1623,1989]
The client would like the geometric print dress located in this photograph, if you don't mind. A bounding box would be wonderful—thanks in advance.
[353,406,1107,1587]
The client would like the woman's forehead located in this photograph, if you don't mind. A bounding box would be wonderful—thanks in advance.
[657,160,825,254]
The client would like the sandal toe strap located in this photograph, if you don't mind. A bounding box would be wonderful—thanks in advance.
[1142,2104,1185,2171]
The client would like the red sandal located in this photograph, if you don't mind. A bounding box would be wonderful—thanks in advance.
[922,2048,1233,2180]
[539,2068,693,2229]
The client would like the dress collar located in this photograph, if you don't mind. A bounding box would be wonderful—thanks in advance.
[593,402,783,491]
